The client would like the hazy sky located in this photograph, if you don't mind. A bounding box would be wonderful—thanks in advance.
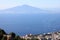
[0,0,60,10]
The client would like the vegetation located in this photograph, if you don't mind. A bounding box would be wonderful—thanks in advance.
[1,36,7,40]
[0,28,40,40]
[0,29,6,40]
[9,32,16,38]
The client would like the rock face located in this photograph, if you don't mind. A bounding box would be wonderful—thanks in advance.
[0,5,48,14]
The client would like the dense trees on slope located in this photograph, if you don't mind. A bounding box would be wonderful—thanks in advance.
[0,28,39,40]
[0,29,6,40]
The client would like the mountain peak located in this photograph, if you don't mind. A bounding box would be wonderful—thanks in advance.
[22,5,30,6]
[0,5,48,13]
[20,5,32,8]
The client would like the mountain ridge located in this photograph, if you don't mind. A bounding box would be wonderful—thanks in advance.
[0,5,49,14]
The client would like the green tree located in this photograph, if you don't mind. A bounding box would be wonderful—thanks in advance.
[9,32,16,40]
[14,35,26,40]
[14,36,20,40]
[31,38,39,40]
[9,32,16,38]
[1,36,7,40]
[0,28,6,34]
[0,28,6,40]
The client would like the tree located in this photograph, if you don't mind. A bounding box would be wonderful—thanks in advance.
[9,32,16,38]
[31,38,39,40]
[0,28,6,40]
[9,32,16,40]
[0,28,6,34]
[14,35,26,40]
[1,36,7,40]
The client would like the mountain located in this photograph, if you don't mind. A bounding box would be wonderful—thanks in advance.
[0,5,60,35]
[0,5,49,14]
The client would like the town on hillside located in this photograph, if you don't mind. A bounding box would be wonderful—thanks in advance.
[0,28,60,40]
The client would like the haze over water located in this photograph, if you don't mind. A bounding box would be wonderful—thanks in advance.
[0,0,60,35]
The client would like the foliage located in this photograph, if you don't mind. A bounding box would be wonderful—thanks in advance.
[9,32,16,38]
[0,28,6,40]
[14,36,26,40]
[0,28,6,34]
[1,36,7,40]
[0,28,39,40]
[31,38,39,40]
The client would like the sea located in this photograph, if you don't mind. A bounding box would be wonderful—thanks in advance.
[0,13,60,36]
